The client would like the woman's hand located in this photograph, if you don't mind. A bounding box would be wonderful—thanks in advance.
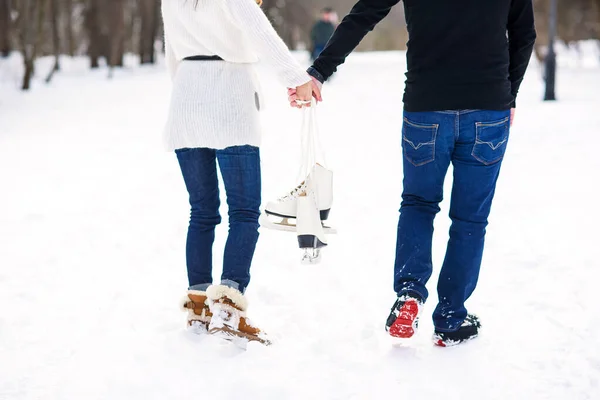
[294,81,314,108]
[288,77,322,108]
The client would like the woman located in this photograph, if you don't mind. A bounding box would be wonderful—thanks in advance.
[162,0,316,344]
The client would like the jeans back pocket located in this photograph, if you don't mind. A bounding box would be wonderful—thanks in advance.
[402,118,438,167]
[472,117,509,165]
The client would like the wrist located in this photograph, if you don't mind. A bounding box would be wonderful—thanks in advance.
[307,66,325,84]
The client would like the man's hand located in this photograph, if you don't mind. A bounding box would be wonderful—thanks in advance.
[310,76,323,101]
[288,76,323,108]
[510,108,516,127]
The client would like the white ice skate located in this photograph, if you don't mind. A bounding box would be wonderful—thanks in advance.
[261,164,336,234]
[296,179,328,264]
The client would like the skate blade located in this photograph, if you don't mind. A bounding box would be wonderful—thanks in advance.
[209,327,271,347]
[259,213,297,233]
[301,248,322,265]
[260,213,337,234]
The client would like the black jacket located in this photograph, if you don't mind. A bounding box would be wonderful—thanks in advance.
[308,0,537,111]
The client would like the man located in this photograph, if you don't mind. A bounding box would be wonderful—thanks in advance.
[290,0,536,346]
[310,7,336,61]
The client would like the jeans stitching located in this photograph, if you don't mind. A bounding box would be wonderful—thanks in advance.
[434,325,461,333]
[455,112,459,141]
[398,288,426,301]
[472,118,509,165]
[402,118,439,167]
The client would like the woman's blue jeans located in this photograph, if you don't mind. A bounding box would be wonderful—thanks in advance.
[176,145,261,294]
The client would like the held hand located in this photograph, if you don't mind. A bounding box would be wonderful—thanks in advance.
[288,77,323,108]
[310,76,323,102]
[295,81,314,107]
[287,87,298,108]
[510,108,515,127]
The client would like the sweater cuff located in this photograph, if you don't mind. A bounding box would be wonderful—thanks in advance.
[307,66,325,84]
[286,70,311,88]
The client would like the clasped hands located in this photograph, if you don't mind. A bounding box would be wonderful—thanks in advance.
[288,77,323,108]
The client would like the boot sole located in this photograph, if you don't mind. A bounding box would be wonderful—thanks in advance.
[433,333,478,347]
[387,299,420,339]
[187,320,210,334]
[209,326,271,346]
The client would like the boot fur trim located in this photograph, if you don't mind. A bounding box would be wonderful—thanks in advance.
[180,290,207,312]
[206,285,248,311]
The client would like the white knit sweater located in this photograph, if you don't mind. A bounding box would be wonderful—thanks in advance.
[161,0,310,151]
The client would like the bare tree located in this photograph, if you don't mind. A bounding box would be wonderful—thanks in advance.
[108,0,125,71]
[17,0,47,90]
[0,0,11,57]
[85,0,102,68]
[139,0,159,64]
[65,0,75,56]
[46,0,61,82]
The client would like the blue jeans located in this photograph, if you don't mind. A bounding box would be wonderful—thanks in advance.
[176,145,261,294]
[394,110,510,331]
[311,44,325,61]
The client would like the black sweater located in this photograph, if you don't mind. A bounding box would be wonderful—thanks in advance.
[309,0,537,111]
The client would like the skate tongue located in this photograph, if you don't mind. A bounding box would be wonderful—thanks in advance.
[282,181,306,200]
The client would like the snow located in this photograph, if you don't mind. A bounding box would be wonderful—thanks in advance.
[1,49,600,400]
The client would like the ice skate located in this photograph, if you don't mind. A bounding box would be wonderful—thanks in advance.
[296,181,328,264]
[181,290,213,333]
[206,285,271,346]
[262,164,336,234]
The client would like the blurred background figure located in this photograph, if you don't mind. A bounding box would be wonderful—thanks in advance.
[310,7,336,61]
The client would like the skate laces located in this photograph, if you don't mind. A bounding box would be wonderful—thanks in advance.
[298,101,327,181]
[279,181,307,201]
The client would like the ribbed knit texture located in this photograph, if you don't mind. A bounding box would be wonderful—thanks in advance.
[162,0,311,151]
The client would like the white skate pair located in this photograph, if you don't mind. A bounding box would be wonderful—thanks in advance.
[261,164,335,264]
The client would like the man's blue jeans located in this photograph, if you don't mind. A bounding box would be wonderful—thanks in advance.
[176,145,261,294]
[394,110,511,332]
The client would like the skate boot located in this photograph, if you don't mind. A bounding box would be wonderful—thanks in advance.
[296,179,328,264]
[385,294,424,339]
[206,285,270,346]
[181,290,213,333]
[263,164,335,233]
[433,314,481,347]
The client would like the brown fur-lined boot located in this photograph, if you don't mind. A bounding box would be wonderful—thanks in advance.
[206,285,270,345]
[181,290,213,333]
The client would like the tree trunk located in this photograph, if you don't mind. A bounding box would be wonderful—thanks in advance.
[23,57,34,89]
[153,0,160,59]
[0,0,11,57]
[108,0,125,70]
[46,0,60,82]
[65,0,74,56]
[85,0,101,68]
[18,0,43,90]
[139,0,159,64]
[21,0,46,90]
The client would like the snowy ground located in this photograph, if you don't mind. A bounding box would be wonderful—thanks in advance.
[1,49,600,400]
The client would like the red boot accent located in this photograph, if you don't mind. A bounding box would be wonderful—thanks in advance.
[388,299,420,339]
